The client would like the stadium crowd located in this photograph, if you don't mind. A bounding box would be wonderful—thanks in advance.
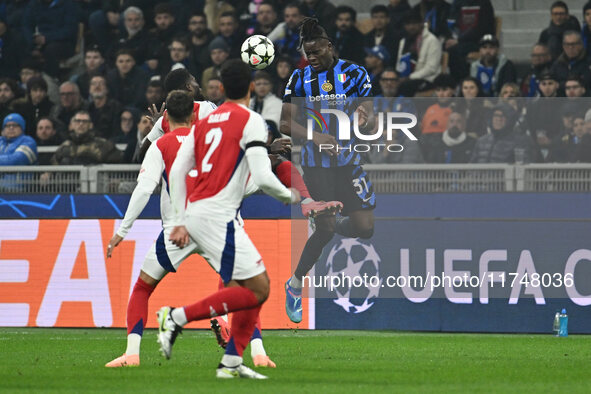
[1,0,591,167]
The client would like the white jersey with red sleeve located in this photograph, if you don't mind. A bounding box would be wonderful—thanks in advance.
[145,100,217,143]
[170,102,292,224]
[116,126,194,238]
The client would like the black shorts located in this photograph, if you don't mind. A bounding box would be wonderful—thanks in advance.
[302,165,376,216]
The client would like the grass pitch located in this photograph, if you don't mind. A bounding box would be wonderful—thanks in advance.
[0,328,590,393]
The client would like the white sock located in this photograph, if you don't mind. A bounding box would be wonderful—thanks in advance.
[171,307,188,326]
[290,275,302,289]
[250,338,266,357]
[221,354,242,367]
[125,333,141,356]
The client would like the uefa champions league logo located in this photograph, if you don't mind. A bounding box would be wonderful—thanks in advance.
[325,238,382,314]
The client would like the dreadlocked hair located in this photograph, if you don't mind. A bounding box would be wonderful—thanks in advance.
[297,17,330,49]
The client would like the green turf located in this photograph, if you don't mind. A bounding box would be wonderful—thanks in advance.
[0,328,590,393]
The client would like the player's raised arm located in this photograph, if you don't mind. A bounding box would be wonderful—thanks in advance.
[107,143,163,257]
[169,126,196,227]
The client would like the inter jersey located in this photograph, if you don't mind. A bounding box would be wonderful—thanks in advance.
[283,58,372,168]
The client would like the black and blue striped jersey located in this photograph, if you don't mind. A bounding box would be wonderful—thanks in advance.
[283,58,372,168]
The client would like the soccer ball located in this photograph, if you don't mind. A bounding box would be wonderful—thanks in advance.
[240,35,275,70]
[325,238,382,314]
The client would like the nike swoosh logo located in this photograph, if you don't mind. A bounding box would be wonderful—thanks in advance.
[362,196,372,203]
[304,79,317,83]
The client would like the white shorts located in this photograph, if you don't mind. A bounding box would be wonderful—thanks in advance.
[142,227,198,281]
[185,216,266,282]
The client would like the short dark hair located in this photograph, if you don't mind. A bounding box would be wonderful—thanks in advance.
[381,67,399,77]
[0,78,18,94]
[220,59,252,99]
[164,68,192,93]
[84,44,103,57]
[36,116,56,129]
[115,48,136,61]
[259,1,276,13]
[551,1,568,12]
[170,36,190,50]
[285,2,303,14]
[165,90,194,122]
[74,110,91,119]
[335,6,356,22]
[370,5,388,17]
[253,70,273,83]
[27,76,48,93]
[190,11,207,21]
[219,11,237,22]
[565,73,584,85]
[154,2,174,16]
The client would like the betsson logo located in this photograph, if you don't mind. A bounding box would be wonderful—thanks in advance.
[306,109,418,153]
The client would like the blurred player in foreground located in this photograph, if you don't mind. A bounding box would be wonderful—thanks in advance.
[158,59,300,379]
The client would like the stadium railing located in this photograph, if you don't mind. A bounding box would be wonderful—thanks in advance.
[2,164,591,193]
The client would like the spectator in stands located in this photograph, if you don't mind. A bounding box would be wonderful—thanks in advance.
[273,55,295,98]
[11,77,55,136]
[582,2,591,60]
[520,43,553,97]
[268,3,304,66]
[551,31,591,88]
[159,37,199,78]
[539,1,581,61]
[329,6,365,65]
[253,2,279,37]
[206,77,225,107]
[526,71,563,152]
[250,71,282,138]
[141,79,166,111]
[469,34,516,97]
[387,0,411,33]
[22,0,78,77]
[50,110,122,165]
[151,3,179,47]
[188,12,214,82]
[567,111,591,162]
[421,74,455,154]
[0,113,37,166]
[378,68,401,99]
[0,78,20,124]
[565,74,587,99]
[106,49,149,110]
[364,5,399,67]
[0,17,26,79]
[88,2,121,56]
[499,82,520,99]
[88,75,122,141]
[458,77,489,137]
[396,12,442,96]
[365,46,389,96]
[471,103,536,164]
[445,0,496,80]
[412,0,451,39]
[216,12,244,59]
[201,37,230,89]
[50,81,88,128]
[18,59,59,105]
[115,7,157,66]
[35,117,64,148]
[114,108,140,156]
[423,109,476,163]
[70,46,106,101]
[301,0,336,31]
